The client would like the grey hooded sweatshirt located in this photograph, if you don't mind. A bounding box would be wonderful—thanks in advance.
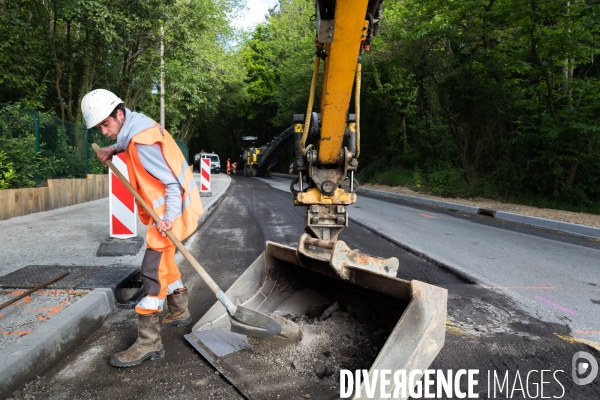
[111,109,183,223]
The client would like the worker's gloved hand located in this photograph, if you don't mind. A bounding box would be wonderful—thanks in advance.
[96,146,115,163]
[156,220,173,237]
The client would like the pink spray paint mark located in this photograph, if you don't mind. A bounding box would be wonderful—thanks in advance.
[535,296,577,315]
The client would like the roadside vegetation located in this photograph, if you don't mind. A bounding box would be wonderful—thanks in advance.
[356,164,600,215]
[1,0,599,214]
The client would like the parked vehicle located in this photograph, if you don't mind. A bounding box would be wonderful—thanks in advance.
[195,153,220,173]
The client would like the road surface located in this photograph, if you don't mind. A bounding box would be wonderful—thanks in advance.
[10,176,600,399]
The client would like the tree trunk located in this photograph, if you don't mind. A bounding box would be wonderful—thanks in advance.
[54,65,64,126]
[507,121,525,180]
[401,115,408,155]
[34,0,65,125]
[84,27,89,92]
[426,70,472,182]
[565,160,578,189]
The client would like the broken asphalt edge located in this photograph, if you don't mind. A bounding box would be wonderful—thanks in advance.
[196,175,230,229]
[0,175,232,398]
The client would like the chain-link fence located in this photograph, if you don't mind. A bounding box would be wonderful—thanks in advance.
[0,104,111,189]
[0,105,193,189]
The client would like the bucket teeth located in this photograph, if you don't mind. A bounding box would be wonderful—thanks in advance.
[298,233,399,279]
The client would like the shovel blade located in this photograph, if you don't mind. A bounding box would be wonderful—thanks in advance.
[229,305,282,338]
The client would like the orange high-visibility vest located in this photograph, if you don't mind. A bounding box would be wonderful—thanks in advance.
[125,124,203,249]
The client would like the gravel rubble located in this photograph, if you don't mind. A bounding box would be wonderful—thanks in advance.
[248,304,390,386]
[0,289,88,350]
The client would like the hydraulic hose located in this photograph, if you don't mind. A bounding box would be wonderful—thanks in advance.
[355,57,362,159]
[301,55,321,156]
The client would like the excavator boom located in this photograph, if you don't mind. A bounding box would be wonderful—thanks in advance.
[317,0,369,164]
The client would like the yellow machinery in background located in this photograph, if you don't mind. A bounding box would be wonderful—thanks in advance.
[241,135,260,177]
[187,1,448,398]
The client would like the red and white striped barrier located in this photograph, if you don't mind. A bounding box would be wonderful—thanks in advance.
[200,157,212,197]
[289,163,294,174]
[109,153,137,238]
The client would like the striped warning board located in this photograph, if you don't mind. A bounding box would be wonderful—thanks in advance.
[110,153,137,238]
[200,157,212,197]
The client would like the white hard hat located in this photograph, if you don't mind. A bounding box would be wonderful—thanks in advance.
[81,89,123,129]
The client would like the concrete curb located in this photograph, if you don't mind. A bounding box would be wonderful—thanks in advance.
[0,288,116,397]
[272,173,600,240]
[0,176,232,398]
[493,211,600,239]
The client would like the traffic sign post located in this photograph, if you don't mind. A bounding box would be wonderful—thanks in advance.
[109,153,137,238]
[200,157,212,197]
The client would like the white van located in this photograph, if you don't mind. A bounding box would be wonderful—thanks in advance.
[195,153,220,173]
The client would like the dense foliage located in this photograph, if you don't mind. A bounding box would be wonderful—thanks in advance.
[0,0,243,142]
[358,0,600,211]
[2,0,599,211]
[0,0,245,186]
[194,0,317,161]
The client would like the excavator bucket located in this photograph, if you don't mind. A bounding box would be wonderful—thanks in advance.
[186,236,447,399]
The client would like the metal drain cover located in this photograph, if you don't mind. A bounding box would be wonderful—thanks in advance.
[0,265,138,290]
[96,236,144,256]
[447,295,512,335]
[75,266,138,290]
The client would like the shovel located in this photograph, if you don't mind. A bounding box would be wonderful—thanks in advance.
[92,143,283,338]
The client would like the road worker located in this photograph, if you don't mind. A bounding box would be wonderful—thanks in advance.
[82,89,203,367]
[232,161,237,174]
[226,158,231,174]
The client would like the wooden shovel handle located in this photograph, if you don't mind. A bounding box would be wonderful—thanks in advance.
[91,144,236,313]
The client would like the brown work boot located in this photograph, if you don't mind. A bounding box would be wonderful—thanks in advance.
[110,312,164,367]
[162,288,192,329]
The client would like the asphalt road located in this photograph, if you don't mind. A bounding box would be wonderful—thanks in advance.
[258,175,600,342]
[349,192,600,344]
[10,176,600,400]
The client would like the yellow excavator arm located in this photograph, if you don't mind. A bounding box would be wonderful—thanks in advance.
[317,0,369,164]
[293,0,382,241]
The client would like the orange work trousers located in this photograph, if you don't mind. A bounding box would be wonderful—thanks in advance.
[135,230,182,315]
